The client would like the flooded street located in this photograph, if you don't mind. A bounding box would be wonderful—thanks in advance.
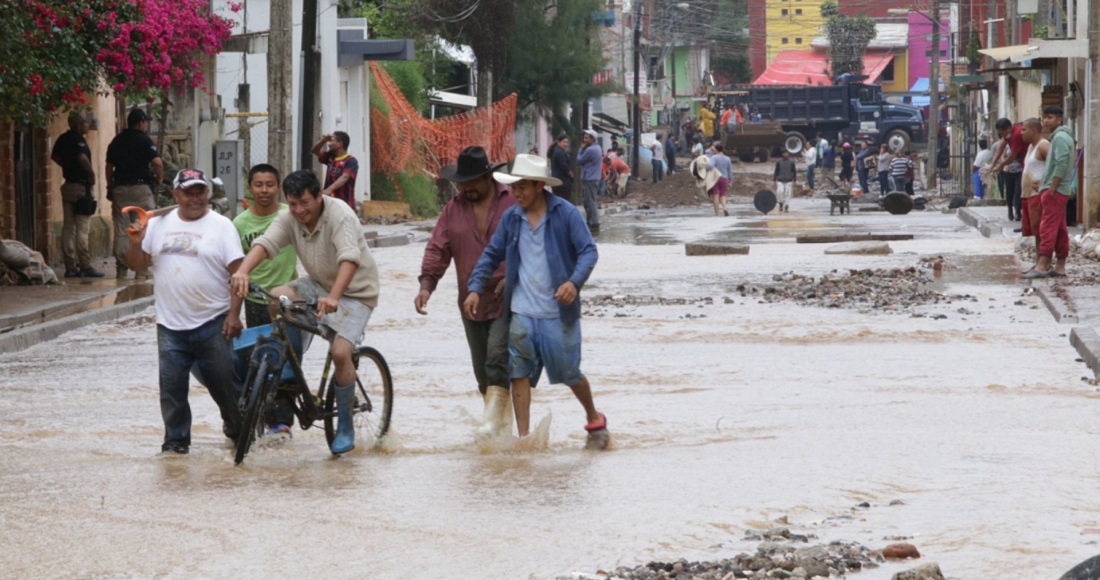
[3,203,1099,578]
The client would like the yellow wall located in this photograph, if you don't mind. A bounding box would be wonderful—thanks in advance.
[765,0,825,66]
[878,49,909,93]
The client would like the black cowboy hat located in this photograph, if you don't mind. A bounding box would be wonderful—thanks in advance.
[439,146,507,183]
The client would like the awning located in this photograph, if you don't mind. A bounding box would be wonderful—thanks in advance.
[753,50,894,86]
[977,44,1031,62]
[1014,38,1087,61]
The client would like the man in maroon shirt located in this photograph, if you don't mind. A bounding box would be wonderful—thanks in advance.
[416,146,516,438]
[991,118,1026,221]
[311,131,359,211]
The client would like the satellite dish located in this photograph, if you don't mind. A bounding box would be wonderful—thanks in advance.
[754,189,777,214]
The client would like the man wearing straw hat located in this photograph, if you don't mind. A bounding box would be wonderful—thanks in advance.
[463,154,609,449]
[417,146,516,438]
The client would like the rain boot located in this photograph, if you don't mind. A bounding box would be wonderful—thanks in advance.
[330,383,356,454]
[475,385,511,437]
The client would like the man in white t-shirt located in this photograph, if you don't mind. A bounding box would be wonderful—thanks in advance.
[127,168,245,455]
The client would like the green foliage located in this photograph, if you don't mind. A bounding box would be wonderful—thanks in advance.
[712,54,752,86]
[821,0,839,18]
[383,61,427,113]
[701,0,751,86]
[823,14,876,78]
[498,0,609,131]
[369,170,440,217]
[966,33,982,64]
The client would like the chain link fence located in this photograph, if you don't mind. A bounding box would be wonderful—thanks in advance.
[224,111,269,170]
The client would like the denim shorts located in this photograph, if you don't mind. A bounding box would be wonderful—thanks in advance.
[287,277,373,345]
[509,314,583,387]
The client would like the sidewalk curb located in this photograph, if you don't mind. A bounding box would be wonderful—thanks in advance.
[0,296,155,356]
[1035,287,1079,324]
[1070,327,1100,378]
[957,207,1010,239]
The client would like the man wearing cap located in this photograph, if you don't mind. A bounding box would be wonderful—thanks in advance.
[416,146,516,437]
[52,111,104,278]
[463,154,608,449]
[577,129,603,235]
[231,170,379,456]
[125,168,245,455]
[107,107,164,280]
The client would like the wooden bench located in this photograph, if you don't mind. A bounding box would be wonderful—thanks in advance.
[827,194,852,215]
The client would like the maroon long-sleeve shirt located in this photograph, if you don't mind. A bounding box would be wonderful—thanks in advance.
[418,181,515,321]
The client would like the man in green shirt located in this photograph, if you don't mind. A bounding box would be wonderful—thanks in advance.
[1025,105,1077,279]
[233,164,300,436]
[234,164,299,326]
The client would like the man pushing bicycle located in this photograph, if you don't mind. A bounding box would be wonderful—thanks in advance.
[231,169,379,455]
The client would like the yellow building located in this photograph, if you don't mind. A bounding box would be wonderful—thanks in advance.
[765,0,826,67]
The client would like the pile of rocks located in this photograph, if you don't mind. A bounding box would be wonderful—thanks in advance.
[739,267,974,311]
[601,531,882,579]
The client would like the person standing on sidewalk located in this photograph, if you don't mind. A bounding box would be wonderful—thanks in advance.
[650,135,666,183]
[991,118,1026,221]
[107,107,163,280]
[577,129,603,235]
[462,154,608,449]
[889,150,910,194]
[1025,106,1077,279]
[311,131,359,212]
[547,133,573,199]
[126,168,245,455]
[773,150,797,214]
[416,146,516,438]
[1017,119,1048,269]
[52,111,104,278]
[855,141,872,195]
[802,140,817,191]
[971,138,992,200]
[876,144,892,195]
[665,135,677,175]
[819,140,837,188]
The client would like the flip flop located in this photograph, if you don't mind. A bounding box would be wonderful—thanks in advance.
[1049,271,1068,278]
[1021,268,1051,280]
[584,412,608,433]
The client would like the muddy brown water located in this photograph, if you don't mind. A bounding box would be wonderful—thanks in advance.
[2,207,1097,578]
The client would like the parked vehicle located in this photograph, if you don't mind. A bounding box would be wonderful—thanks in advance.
[709,75,926,162]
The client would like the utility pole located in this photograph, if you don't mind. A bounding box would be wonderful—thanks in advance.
[631,0,642,177]
[269,0,293,175]
[926,0,940,190]
[1086,0,1100,229]
[298,0,318,170]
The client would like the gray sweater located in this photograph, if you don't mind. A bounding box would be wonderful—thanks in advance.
[774,158,797,182]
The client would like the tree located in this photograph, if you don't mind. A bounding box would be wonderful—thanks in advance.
[821,1,876,78]
[0,0,234,127]
[701,0,752,87]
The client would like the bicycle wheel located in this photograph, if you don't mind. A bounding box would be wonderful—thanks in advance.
[324,346,393,448]
[235,357,275,465]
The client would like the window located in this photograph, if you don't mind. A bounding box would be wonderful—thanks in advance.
[781,8,788,15]
[795,37,803,44]
[881,60,895,83]
[795,9,803,15]
[782,37,789,44]
[924,50,948,58]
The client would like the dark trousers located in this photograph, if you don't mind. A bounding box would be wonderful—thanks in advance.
[806,165,815,189]
[1002,171,1022,219]
[461,316,510,394]
[651,159,664,182]
[157,313,242,447]
[243,300,297,427]
[857,168,870,195]
[878,170,890,194]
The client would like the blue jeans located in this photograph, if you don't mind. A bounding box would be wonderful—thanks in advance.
[509,314,583,387]
[157,313,242,447]
[878,170,890,194]
[972,169,985,199]
[806,165,814,189]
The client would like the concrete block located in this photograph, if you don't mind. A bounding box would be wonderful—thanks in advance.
[368,234,411,248]
[1070,327,1100,378]
[823,241,893,255]
[685,242,750,256]
[1036,287,1079,324]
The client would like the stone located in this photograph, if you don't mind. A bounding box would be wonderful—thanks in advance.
[362,230,379,240]
[882,543,921,559]
[685,242,750,256]
[823,241,893,255]
[891,562,945,580]
[367,234,412,248]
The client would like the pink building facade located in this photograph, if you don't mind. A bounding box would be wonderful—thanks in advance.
[906,12,950,90]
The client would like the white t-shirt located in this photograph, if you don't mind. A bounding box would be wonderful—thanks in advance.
[142,210,244,331]
[803,147,817,167]
[973,149,992,169]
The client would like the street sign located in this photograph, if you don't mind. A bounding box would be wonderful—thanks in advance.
[950,75,983,83]
[214,140,243,218]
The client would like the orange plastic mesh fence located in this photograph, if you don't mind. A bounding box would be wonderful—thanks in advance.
[370,61,517,178]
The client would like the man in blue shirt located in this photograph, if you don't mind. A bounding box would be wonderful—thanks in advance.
[464,154,608,449]
[576,129,603,235]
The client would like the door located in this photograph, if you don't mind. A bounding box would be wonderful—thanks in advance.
[13,124,35,247]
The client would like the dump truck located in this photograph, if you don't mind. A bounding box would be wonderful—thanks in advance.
[709,75,926,162]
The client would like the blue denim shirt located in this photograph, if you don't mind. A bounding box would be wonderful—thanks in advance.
[468,192,598,323]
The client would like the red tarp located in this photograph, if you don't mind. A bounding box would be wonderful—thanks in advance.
[753,50,895,86]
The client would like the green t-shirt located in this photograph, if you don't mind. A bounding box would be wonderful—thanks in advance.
[234,204,298,303]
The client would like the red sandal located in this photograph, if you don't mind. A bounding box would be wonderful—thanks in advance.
[584,412,608,432]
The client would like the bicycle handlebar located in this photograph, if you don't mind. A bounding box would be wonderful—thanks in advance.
[247,283,323,335]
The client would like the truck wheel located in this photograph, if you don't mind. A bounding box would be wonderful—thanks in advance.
[784,132,805,155]
[738,152,755,163]
[885,130,910,153]
[757,149,770,162]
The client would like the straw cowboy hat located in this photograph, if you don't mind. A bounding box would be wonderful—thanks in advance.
[493,154,562,187]
[438,146,507,183]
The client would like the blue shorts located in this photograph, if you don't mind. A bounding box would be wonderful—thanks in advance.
[509,314,583,387]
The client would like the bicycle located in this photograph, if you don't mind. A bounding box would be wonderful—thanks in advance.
[233,283,393,465]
